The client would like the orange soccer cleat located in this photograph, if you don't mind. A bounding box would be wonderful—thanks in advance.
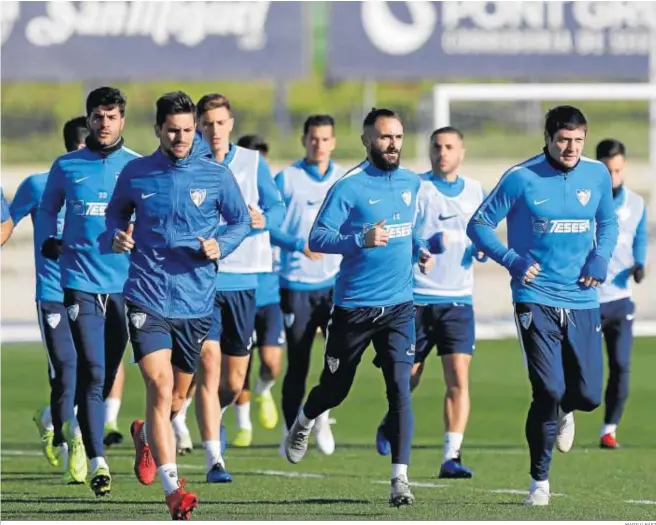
[166,479,199,520]
[131,419,156,485]
[600,433,620,449]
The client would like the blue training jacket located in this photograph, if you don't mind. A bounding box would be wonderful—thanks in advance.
[104,133,251,319]
[10,171,66,302]
[467,150,619,309]
[36,142,140,294]
[308,160,425,308]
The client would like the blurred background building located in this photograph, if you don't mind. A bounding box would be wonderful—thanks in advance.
[1,1,655,338]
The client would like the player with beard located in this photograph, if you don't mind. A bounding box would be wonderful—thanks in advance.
[284,108,433,508]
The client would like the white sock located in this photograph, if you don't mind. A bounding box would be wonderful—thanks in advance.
[530,478,549,492]
[254,378,275,396]
[158,463,179,496]
[140,421,148,445]
[59,443,69,469]
[179,396,193,419]
[443,432,464,462]
[69,416,82,438]
[104,398,121,426]
[601,423,617,437]
[298,409,314,428]
[172,412,190,438]
[235,402,252,431]
[90,456,108,472]
[203,440,224,472]
[316,410,330,426]
[41,406,54,430]
[392,463,408,479]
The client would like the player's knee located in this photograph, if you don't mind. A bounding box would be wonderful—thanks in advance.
[199,345,221,385]
[146,374,174,406]
[445,383,468,400]
[86,362,105,388]
[577,389,602,412]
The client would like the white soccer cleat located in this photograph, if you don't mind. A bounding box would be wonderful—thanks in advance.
[285,418,313,464]
[523,486,550,506]
[313,412,335,455]
[389,476,414,507]
[176,432,193,456]
[556,410,575,453]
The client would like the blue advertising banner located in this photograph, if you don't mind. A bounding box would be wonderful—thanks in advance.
[328,1,654,80]
[1,1,308,81]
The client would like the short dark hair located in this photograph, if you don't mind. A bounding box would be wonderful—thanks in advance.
[86,87,127,117]
[196,93,232,119]
[430,126,464,142]
[155,91,196,127]
[363,107,400,129]
[62,116,89,152]
[303,114,335,137]
[237,134,269,156]
[596,139,626,160]
[544,105,588,139]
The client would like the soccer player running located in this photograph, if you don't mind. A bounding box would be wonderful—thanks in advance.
[270,115,346,456]
[231,134,284,447]
[467,106,619,506]
[36,87,140,495]
[595,139,647,449]
[10,117,88,480]
[376,127,486,478]
[285,108,433,508]
[196,94,285,483]
[107,92,250,519]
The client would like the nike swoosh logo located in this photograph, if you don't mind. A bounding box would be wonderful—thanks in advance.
[439,214,457,221]
[141,193,156,200]
[596,325,602,332]
[306,200,321,206]
[369,198,382,205]
[74,177,89,183]
[534,199,549,205]
[626,314,635,321]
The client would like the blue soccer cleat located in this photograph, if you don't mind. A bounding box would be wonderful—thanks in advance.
[438,455,473,479]
[376,425,391,456]
[206,462,232,483]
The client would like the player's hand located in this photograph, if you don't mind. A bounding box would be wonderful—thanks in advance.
[523,263,541,284]
[508,255,540,284]
[42,237,63,261]
[631,263,645,284]
[112,224,134,253]
[248,205,266,230]
[418,248,434,275]
[364,220,389,248]
[303,243,323,261]
[579,252,608,288]
[198,236,220,260]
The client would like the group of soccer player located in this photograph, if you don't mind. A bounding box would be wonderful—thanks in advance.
[0,85,647,519]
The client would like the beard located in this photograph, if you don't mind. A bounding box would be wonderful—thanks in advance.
[369,145,401,171]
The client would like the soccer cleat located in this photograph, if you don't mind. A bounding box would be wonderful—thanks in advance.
[438,455,473,479]
[206,462,233,483]
[523,486,550,506]
[62,420,87,484]
[556,410,575,453]
[32,408,59,467]
[63,470,85,485]
[176,432,194,456]
[285,418,313,464]
[166,479,198,520]
[389,476,414,507]
[103,423,124,448]
[231,428,252,448]
[256,391,279,430]
[600,433,620,449]
[375,424,391,456]
[220,423,227,455]
[131,419,156,485]
[313,417,335,455]
[90,466,111,497]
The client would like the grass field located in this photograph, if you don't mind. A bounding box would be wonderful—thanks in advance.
[2,337,655,521]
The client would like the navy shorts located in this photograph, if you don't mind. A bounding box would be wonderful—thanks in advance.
[325,301,416,370]
[127,301,212,374]
[254,303,285,348]
[208,290,256,357]
[415,303,475,362]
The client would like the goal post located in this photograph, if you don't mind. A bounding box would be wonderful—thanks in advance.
[431,82,656,221]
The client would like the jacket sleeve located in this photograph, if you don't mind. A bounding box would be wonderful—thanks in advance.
[269,171,306,253]
[593,172,619,262]
[257,157,285,231]
[216,166,252,259]
[308,180,362,255]
[101,167,135,254]
[9,176,37,226]
[466,168,524,269]
[35,160,66,248]
[633,205,647,266]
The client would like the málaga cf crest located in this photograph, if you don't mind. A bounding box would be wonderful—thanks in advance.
[576,189,591,206]
[190,189,207,207]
